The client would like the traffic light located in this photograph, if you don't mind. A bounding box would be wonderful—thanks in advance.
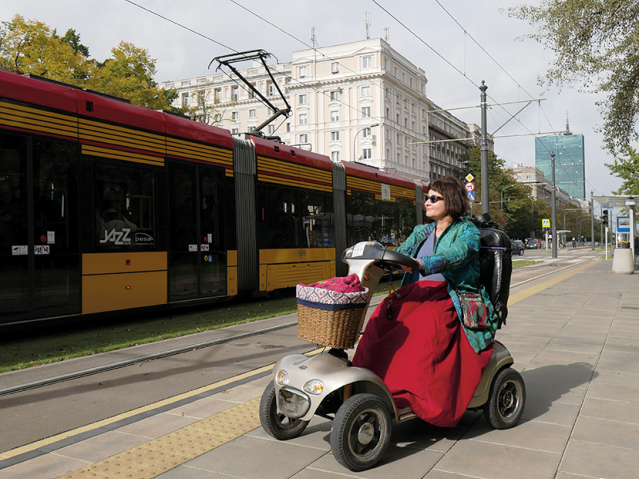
[602,210,609,226]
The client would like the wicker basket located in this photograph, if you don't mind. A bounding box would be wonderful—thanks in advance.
[296,303,365,350]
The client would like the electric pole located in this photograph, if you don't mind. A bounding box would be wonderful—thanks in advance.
[480,81,489,215]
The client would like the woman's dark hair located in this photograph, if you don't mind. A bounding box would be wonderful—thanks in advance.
[429,176,468,219]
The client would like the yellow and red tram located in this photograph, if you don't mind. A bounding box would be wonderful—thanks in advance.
[0,71,424,326]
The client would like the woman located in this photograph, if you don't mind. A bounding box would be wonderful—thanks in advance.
[352,175,497,428]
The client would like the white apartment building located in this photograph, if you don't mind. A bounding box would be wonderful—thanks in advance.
[159,38,475,182]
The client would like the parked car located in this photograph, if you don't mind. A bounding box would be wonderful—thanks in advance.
[512,240,525,256]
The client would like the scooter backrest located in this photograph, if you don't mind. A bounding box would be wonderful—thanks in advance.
[473,215,513,329]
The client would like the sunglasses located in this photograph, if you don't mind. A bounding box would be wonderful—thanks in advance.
[424,194,444,203]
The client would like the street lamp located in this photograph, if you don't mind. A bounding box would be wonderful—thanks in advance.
[353,123,380,162]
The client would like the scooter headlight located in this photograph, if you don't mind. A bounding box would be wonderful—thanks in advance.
[303,379,324,395]
[276,370,289,386]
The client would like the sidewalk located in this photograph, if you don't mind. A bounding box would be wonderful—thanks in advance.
[3,258,639,479]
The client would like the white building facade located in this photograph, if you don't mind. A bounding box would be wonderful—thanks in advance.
[159,39,475,182]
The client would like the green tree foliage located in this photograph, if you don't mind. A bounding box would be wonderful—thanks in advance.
[0,15,176,110]
[605,146,639,195]
[508,1,639,157]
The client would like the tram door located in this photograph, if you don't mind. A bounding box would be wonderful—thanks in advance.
[0,132,80,324]
[168,162,226,301]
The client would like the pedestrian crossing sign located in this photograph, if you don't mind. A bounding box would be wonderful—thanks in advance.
[542,219,550,228]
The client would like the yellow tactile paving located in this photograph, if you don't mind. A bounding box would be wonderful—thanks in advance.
[59,397,261,479]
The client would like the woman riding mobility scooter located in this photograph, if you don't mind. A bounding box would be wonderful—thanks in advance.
[259,218,526,472]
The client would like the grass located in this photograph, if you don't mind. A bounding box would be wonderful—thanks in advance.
[0,278,402,373]
[512,260,544,268]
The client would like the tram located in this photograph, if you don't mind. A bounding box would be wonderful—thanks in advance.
[0,71,424,327]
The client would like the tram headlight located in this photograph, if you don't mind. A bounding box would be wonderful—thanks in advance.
[303,379,324,395]
[276,370,289,386]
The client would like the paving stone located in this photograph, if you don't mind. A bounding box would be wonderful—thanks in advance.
[185,435,327,479]
[571,415,639,449]
[433,440,561,479]
[580,397,639,426]
[1,454,88,479]
[307,444,442,479]
[53,430,148,463]
[464,418,571,453]
[559,439,638,479]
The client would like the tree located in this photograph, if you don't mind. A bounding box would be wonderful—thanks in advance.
[456,146,542,239]
[605,146,639,195]
[0,15,90,83]
[0,15,177,111]
[508,1,639,157]
[87,41,177,110]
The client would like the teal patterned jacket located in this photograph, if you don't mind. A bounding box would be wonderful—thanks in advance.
[396,217,497,353]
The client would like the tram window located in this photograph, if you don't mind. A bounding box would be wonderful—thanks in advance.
[94,163,156,251]
[257,185,299,249]
[346,191,375,245]
[397,197,416,245]
[371,199,397,246]
[301,191,334,248]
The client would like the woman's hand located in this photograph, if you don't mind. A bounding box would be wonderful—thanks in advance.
[400,258,423,273]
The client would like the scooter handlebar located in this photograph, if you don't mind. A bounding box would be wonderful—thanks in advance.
[342,241,421,270]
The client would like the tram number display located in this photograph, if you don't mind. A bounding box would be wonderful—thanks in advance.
[296,250,307,257]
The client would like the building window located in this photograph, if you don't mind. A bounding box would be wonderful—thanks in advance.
[331,131,340,141]
[299,94,307,105]
[363,56,372,68]
[362,128,371,138]
[181,93,189,107]
[286,123,291,132]
[404,118,408,128]
[330,90,339,101]
[386,108,390,119]
[331,111,339,122]
[232,128,239,134]
[231,111,238,121]
[394,67,397,77]
[214,88,221,102]
[385,88,390,99]
[396,114,400,124]
[300,134,308,143]
[249,109,256,118]
[299,66,307,77]
[299,113,308,125]
[402,72,405,83]
[231,86,239,101]
[268,125,275,135]
[361,86,371,97]
[384,59,388,70]
[362,107,371,118]
[363,148,372,159]
[268,82,275,96]
[331,151,340,162]
[331,62,339,74]
[410,78,413,88]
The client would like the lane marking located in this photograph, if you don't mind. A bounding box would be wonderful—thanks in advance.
[510,258,591,288]
[509,259,602,306]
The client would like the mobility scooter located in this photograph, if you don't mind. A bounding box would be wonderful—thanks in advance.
[259,230,525,471]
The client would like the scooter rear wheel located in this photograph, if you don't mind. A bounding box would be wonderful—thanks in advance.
[331,393,391,471]
[484,367,526,429]
[259,381,309,440]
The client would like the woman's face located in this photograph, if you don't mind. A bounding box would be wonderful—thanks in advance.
[425,189,448,222]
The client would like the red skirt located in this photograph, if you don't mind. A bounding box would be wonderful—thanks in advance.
[352,280,492,428]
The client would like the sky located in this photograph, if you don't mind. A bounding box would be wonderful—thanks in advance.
[3,0,629,206]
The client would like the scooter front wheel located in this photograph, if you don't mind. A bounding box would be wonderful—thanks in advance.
[331,393,391,471]
[259,381,309,440]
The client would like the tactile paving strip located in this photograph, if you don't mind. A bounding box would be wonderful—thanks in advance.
[59,397,261,479]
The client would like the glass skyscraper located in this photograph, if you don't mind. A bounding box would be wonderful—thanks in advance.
[534,134,585,199]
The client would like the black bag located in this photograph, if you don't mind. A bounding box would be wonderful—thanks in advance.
[471,214,513,329]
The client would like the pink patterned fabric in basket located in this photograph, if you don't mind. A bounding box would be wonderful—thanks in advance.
[297,274,368,305]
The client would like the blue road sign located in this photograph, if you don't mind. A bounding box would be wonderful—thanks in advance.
[617,216,630,233]
[467,191,475,201]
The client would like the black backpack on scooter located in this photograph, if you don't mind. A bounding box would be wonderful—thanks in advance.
[471,214,513,329]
